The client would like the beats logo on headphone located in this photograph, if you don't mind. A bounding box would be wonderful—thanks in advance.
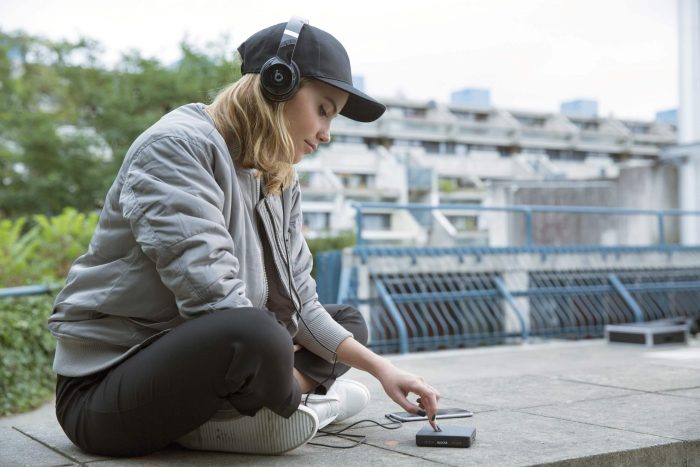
[260,17,308,102]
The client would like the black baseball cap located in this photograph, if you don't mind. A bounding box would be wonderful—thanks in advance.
[238,22,386,123]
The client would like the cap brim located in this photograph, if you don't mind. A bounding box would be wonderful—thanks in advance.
[315,77,386,123]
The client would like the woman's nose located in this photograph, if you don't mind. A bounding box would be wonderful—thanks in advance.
[319,127,331,144]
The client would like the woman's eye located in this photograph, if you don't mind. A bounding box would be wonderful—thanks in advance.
[319,106,327,117]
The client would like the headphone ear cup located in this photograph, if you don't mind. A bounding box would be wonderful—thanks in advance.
[260,57,300,102]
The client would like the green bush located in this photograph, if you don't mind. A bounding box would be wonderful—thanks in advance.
[0,207,97,286]
[0,217,40,287]
[0,208,96,415]
[307,231,356,279]
[0,295,56,416]
[31,208,99,279]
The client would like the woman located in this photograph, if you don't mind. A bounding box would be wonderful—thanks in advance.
[48,19,441,457]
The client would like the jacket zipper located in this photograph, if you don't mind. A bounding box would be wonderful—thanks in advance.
[256,176,269,309]
[263,197,302,314]
[280,192,305,316]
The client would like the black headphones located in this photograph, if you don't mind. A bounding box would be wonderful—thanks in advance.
[260,17,309,102]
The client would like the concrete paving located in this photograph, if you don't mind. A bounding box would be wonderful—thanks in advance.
[2,338,699,466]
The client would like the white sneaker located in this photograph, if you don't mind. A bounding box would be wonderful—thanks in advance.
[177,405,318,455]
[328,379,370,423]
[300,392,340,429]
[302,379,370,426]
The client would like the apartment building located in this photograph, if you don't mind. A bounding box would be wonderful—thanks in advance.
[296,94,677,246]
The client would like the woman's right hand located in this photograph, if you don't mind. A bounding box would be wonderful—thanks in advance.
[377,366,441,430]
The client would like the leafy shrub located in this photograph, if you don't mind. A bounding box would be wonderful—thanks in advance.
[31,208,99,279]
[0,207,97,286]
[0,295,56,416]
[306,230,356,278]
[0,208,96,415]
[0,217,40,287]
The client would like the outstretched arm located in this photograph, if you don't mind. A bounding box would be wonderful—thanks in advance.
[336,337,441,431]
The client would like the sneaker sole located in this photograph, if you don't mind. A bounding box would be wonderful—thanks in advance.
[178,405,318,455]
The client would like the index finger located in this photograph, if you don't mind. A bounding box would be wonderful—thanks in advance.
[417,384,440,431]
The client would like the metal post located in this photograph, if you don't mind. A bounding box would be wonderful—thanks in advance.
[355,206,364,247]
[608,273,644,322]
[524,208,534,246]
[374,279,409,354]
[493,277,529,341]
[657,212,666,246]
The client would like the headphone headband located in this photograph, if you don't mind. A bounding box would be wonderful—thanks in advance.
[277,17,307,65]
[260,17,309,102]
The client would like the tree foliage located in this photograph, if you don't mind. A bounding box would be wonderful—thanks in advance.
[0,30,241,218]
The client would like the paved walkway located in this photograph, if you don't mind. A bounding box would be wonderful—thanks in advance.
[2,338,699,466]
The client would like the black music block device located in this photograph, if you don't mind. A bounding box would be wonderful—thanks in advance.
[416,425,476,448]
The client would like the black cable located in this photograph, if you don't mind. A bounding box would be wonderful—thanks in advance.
[278,191,339,398]
[308,419,403,449]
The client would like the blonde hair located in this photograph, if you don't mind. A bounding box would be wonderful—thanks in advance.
[206,74,296,194]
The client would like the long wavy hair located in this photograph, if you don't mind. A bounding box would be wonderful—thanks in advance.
[206,73,296,194]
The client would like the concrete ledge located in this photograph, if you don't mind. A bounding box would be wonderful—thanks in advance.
[1,339,699,466]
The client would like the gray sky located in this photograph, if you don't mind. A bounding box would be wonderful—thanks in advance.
[0,0,677,120]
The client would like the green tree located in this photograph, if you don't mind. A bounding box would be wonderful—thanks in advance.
[0,30,240,218]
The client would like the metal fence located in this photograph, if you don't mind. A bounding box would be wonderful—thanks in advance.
[5,204,700,356]
[317,203,700,354]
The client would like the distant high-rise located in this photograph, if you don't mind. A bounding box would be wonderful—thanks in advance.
[450,88,491,107]
[560,99,598,118]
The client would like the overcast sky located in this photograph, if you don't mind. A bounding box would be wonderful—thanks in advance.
[0,0,677,120]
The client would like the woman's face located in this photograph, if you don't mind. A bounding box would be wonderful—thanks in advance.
[283,79,349,163]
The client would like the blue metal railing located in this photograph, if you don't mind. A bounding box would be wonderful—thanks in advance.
[6,204,698,356]
[320,203,700,354]
[0,284,61,299]
[352,202,700,248]
[334,246,700,353]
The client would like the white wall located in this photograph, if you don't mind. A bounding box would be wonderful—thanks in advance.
[678,0,700,243]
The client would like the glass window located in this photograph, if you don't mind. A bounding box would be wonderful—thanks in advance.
[303,212,330,230]
[364,213,391,230]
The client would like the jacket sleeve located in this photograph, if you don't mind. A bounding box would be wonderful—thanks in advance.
[119,135,253,318]
[288,178,352,362]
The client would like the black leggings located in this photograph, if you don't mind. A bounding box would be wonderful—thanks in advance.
[55,304,368,457]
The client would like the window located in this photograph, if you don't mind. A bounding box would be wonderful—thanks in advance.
[513,115,546,127]
[363,213,391,230]
[570,120,598,131]
[403,107,427,118]
[623,122,650,135]
[438,176,476,192]
[338,173,375,189]
[448,215,478,231]
[303,212,330,230]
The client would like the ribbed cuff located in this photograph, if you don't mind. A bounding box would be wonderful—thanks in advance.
[295,312,353,363]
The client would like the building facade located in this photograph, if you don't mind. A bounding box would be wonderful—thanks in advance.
[297,96,678,246]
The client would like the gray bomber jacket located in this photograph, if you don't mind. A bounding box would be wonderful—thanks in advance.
[48,103,351,377]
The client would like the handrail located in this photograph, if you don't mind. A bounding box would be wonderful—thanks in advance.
[0,284,61,299]
[352,202,700,248]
